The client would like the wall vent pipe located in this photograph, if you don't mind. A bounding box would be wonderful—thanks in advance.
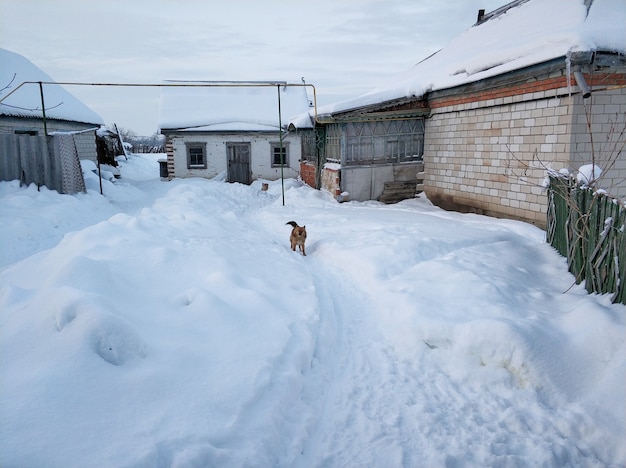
[573,69,591,98]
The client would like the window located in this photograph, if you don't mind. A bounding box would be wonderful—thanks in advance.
[300,129,325,163]
[14,130,38,136]
[271,142,289,167]
[186,143,206,169]
[344,119,424,165]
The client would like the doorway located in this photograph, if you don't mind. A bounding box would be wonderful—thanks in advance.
[227,143,251,184]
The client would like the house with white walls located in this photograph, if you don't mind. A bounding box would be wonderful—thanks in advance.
[158,83,313,184]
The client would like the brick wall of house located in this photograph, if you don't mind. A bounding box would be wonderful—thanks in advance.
[571,87,626,199]
[424,71,626,227]
[165,138,175,180]
[321,166,341,198]
[73,131,98,162]
[300,160,317,188]
[162,132,302,182]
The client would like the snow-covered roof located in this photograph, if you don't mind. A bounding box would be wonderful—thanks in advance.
[318,0,626,116]
[158,82,314,131]
[0,48,104,126]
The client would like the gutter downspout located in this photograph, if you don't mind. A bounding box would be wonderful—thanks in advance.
[573,68,591,99]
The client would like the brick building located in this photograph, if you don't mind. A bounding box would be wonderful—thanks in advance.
[295,0,626,227]
[425,55,626,226]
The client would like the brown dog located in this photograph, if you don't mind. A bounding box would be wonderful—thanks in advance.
[286,221,307,256]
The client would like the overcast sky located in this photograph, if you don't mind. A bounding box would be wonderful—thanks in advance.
[1,0,503,135]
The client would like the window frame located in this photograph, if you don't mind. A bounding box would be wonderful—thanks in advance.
[185,142,207,169]
[343,119,424,166]
[271,141,290,167]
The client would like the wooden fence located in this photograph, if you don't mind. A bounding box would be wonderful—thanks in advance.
[547,175,626,305]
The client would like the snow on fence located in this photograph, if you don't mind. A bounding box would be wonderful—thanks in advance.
[547,175,626,305]
[129,143,165,154]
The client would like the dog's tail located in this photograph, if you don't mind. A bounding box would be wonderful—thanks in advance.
[286,221,298,228]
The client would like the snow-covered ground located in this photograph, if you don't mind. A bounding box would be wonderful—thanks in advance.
[1,154,624,468]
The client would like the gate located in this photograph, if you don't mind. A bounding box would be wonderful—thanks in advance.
[227,143,251,184]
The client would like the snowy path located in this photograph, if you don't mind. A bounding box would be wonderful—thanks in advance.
[249,188,624,467]
[1,156,624,467]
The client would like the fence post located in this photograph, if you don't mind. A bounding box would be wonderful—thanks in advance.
[38,81,48,136]
[547,175,569,257]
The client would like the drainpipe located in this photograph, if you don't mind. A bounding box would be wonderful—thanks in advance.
[573,68,591,98]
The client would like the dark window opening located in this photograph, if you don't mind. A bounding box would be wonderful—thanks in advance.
[271,142,289,167]
[186,143,207,169]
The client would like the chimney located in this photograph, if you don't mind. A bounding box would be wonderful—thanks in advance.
[477,9,485,23]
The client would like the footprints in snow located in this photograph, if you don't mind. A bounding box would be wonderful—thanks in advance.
[55,299,146,366]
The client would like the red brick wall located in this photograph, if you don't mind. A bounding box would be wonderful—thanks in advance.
[165,139,175,180]
[430,73,626,109]
[300,161,317,188]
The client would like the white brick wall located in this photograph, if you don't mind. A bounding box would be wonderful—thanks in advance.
[425,96,574,226]
[73,131,98,162]
[571,88,626,198]
[167,132,302,181]
[424,86,626,226]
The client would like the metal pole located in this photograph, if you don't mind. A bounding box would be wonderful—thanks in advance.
[277,85,285,206]
[38,81,48,135]
[97,157,103,195]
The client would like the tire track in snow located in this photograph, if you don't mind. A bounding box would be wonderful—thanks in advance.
[287,248,617,468]
[292,260,409,467]
[195,184,623,467]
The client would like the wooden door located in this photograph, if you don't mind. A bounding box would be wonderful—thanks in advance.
[227,143,251,184]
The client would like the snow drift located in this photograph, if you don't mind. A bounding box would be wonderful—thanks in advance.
[0,153,624,467]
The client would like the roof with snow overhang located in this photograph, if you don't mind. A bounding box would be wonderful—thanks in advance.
[0,48,104,126]
[309,0,626,119]
[158,82,314,132]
